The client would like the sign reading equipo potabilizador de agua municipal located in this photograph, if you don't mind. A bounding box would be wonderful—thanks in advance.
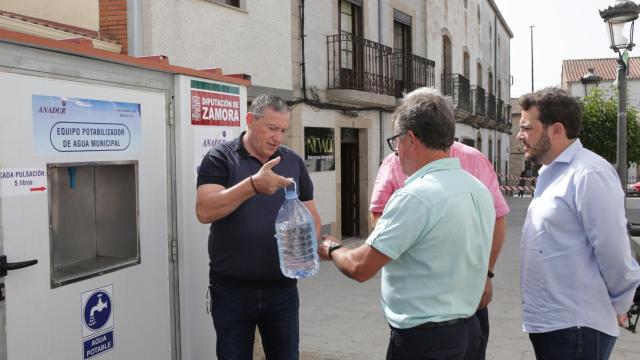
[81,285,114,360]
[32,95,141,155]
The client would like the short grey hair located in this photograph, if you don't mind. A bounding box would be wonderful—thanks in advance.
[393,87,455,151]
[249,94,289,118]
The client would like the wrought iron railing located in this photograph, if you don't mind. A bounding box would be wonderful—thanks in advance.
[441,73,471,112]
[471,86,486,116]
[392,52,435,97]
[496,99,504,123]
[486,93,496,120]
[327,33,394,96]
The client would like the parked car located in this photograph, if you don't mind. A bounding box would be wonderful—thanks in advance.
[627,182,640,236]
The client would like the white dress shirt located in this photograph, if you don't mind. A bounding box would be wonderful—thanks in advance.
[521,139,640,336]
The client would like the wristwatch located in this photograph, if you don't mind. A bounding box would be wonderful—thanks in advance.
[328,242,344,259]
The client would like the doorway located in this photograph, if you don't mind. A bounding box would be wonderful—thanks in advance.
[341,128,360,238]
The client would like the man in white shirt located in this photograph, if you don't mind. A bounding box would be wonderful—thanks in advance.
[517,87,640,359]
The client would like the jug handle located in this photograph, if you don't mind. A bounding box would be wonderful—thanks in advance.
[284,180,298,198]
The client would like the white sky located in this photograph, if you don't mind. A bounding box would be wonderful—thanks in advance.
[494,0,628,98]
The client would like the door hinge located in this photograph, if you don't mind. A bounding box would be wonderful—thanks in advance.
[167,98,175,126]
[170,238,178,263]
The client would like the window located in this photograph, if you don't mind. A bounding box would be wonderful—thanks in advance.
[463,51,470,79]
[477,62,483,88]
[394,10,412,97]
[442,35,452,76]
[488,138,494,167]
[216,0,240,7]
[477,5,481,24]
[464,0,468,9]
[339,0,363,70]
[442,35,452,95]
[488,71,494,94]
[497,139,502,174]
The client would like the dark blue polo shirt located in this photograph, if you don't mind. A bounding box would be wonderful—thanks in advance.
[197,131,314,287]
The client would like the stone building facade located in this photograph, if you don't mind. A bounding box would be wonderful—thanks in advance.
[0,0,513,239]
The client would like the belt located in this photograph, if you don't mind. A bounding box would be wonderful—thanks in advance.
[390,317,470,331]
[211,271,297,289]
[415,318,467,329]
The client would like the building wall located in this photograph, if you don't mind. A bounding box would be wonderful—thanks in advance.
[292,0,337,99]
[99,0,128,53]
[1,0,99,31]
[565,80,640,183]
[297,0,513,102]
[567,80,640,108]
[421,0,510,101]
[289,106,383,237]
[138,0,510,235]
[493,4,511,101]
[141,0,292,92]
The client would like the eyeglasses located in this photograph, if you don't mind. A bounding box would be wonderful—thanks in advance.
[386,132,406,152]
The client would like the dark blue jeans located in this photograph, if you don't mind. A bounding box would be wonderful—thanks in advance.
[529,327,617,360]
[474,307,489,360]
[386,315,482,360]
[210,285,299,360]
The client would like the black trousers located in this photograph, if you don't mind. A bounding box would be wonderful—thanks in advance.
[474,307,489,360]
[386,315,482,360]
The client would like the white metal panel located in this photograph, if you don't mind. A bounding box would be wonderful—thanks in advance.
[0,73,171,360]
[174,75,248,360]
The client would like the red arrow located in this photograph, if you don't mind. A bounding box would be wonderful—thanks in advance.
[30,187,46,192]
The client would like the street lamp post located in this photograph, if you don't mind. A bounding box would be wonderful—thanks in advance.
[600,0,640,192]
[530,25,535,92]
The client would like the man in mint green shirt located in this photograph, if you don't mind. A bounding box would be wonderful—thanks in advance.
[319,88,495,360]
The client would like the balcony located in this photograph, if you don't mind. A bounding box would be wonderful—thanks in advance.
[327,33,395,105]
[392,52,436,98]
[471,86,486,117]
[499,104,512,131]
[486,93,496,121]
[441,73,471,112]
[505,105,512,125]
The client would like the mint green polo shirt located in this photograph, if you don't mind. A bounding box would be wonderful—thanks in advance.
[366,157,495,329]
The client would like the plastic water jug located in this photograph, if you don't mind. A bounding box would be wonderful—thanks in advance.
[275,181,319,279]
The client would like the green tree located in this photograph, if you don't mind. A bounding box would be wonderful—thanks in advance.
[580,87,640,166]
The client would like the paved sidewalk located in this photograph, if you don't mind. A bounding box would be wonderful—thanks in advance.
[295,198,640,359]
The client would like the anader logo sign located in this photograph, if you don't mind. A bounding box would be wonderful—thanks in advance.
[38,106,66,114]
[191,80,241,127]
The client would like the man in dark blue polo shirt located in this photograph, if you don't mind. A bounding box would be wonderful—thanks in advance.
[196,94,321,360]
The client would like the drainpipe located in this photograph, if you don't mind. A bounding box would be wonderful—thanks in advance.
[494,13,498,173]
[127,0,143,56]
[378,0,383,44]
[299,0,308,101]
[379,0,384,163]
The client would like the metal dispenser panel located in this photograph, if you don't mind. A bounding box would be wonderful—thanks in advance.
[48,161,140,287]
